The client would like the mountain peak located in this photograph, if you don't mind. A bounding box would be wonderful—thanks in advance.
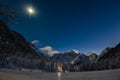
[67,50,79,54]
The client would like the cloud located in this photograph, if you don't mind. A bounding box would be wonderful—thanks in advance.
[31,40,40,45]
[39,46,59,56]
[72,49,79,54]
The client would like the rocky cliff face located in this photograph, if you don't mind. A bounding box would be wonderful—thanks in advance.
[94,44,120,70]
[0,21,45,69]
[97,44,120,61]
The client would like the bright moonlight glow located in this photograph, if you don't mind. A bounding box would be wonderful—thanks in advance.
[26,6,36,15]
[28,8,34,14]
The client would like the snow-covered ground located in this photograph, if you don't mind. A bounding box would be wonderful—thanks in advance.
[0,69,120,80]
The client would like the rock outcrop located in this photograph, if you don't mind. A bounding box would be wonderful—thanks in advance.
[96,44,120,70]
[87,51,98,63]
[97,44,120,61]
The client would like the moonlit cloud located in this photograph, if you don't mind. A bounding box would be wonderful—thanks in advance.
[31,40,40,45]
[39,46,59,56]
[31,40,79,55]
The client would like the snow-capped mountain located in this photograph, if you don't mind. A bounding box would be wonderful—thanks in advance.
[51,50,90,65]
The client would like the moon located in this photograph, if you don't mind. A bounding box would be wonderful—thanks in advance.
[27,6,35,15]
[26,5,36,17]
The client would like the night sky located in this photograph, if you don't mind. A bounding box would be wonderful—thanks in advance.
[4,0,120,54]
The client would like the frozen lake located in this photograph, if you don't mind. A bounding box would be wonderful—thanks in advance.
[0,69,120,80]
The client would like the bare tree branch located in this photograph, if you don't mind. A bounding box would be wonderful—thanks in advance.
[0,0,17,24]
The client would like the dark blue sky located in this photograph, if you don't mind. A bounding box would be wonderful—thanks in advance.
[4,0,120,54]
